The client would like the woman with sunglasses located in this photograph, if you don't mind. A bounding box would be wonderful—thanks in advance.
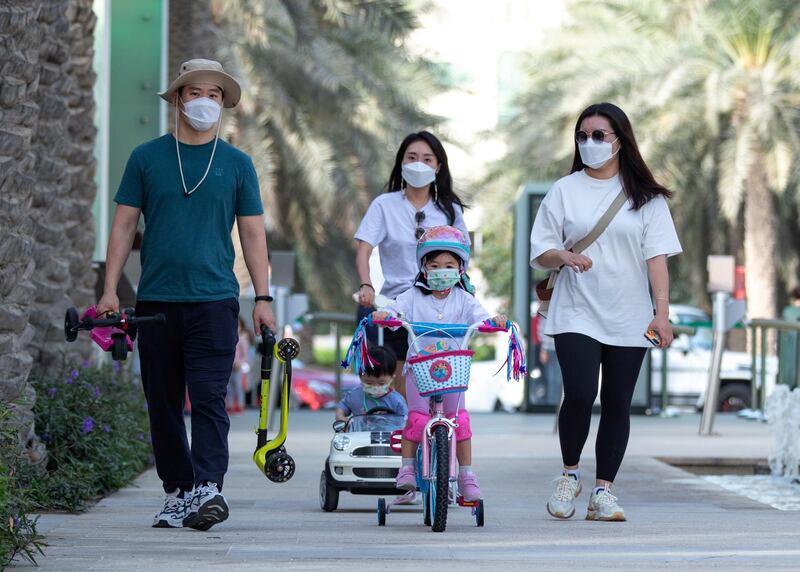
[354,131,468,398]
[530,103,681,521]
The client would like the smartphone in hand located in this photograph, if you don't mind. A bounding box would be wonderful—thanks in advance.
[644,329,662,347]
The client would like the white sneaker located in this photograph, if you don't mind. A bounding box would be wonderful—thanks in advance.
[152,490,191,528]
[586,487,626,521]
[183,482,229,531]
[547,475,582,519]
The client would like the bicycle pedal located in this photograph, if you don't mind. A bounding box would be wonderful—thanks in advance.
[456,496,479,507]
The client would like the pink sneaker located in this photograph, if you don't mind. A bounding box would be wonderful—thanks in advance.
[396,465,416,490]
[458,472,481,501]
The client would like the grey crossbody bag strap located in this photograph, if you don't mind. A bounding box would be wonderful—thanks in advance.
[572,188,628,254]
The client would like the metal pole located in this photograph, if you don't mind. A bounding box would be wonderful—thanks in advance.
[334,321,342,403]
[660,347,669,414]
[759,325,767,412]
[700,291,727,435]
[750,323,758,410]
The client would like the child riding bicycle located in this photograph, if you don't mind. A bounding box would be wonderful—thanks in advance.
[372,226,506,501]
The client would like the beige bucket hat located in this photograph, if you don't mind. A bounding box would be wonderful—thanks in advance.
[158,59,241,108]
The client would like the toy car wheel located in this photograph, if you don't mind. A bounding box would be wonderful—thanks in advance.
[319,470,339,512]
[377,498,386,526]
[475,499,484,527]
[111,335,128,361]
[64,307,79,342]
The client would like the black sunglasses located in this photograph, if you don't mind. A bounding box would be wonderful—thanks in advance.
[415,211,425,240]
[576,130,615,144]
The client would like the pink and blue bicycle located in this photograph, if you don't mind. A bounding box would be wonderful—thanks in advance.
[344,316,526,532]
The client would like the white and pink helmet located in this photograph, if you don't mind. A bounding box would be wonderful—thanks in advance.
[416,225,471,271]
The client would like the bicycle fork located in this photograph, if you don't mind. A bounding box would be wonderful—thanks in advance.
[420,397,459,484]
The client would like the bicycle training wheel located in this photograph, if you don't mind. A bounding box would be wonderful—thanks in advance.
[431,425,449,532]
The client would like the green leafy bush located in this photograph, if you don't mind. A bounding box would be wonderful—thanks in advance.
[23,362,152,513]
[0,407,45,567]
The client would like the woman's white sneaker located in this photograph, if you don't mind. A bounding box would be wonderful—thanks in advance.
[586,487,626,521]
[152,490,191,528]
[547,475,582,519]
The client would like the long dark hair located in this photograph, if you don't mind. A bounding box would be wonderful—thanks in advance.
[386,131,466,224]
[571,103,672,210]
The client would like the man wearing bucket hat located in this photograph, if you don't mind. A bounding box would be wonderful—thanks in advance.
[97,59,275,531]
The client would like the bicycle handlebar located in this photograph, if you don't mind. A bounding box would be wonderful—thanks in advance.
[369,316,510,350]
[371,316,509,332]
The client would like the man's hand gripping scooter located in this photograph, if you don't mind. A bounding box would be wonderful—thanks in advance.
[253,325,300,483]
[64,305,165,360]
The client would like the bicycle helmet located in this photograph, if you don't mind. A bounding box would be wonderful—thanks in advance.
[416,225,471,271]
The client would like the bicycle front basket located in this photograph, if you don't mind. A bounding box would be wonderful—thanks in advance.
[407,349,474,397]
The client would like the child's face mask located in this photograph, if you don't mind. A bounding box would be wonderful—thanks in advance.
[426,268,460,291]
[362,376,392,398]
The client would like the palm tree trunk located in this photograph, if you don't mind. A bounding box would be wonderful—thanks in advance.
[743,143,777,319]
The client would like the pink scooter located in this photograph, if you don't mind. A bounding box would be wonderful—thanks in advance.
[64,305,165,361]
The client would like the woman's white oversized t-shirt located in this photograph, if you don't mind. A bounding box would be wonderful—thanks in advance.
[355,191,468,299]
[529,170,682,347]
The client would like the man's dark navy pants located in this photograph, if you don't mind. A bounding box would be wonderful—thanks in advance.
[136,299,239,494]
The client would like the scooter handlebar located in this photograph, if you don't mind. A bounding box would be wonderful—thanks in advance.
[260,325,276,356]
[81,313,166,329]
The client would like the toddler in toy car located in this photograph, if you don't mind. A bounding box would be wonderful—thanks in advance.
[336,345,408,422]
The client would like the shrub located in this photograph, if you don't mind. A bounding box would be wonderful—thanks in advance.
[21,362,152,513]
[0,407,45,566]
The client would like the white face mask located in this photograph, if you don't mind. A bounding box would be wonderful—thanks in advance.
[578,138,619,169]
[363,382,391,398]
[181,97,221,132]
[402,161,436,188]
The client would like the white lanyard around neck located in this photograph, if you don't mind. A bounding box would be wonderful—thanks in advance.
[175,102,223,197]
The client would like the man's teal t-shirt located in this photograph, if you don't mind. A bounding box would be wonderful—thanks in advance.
[114,134,264,302]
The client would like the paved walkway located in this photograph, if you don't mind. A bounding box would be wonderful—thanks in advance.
[14,412,800,571]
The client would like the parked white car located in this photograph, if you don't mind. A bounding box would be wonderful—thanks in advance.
[320,412,404,511]
[653,305,776,411]
[465,305,777,413]
[466,333,524,412]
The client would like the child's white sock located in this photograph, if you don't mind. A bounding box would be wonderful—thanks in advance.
[401,458,415,467]
[459,465,472,475]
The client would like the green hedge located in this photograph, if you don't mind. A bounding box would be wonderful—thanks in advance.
[1,362,152,566]
[0,408,44,567]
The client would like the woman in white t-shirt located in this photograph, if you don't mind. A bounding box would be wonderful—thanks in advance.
[530,102,682,522]
[354,131,468,398]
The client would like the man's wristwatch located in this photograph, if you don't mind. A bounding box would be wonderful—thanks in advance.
[254,295,274,303]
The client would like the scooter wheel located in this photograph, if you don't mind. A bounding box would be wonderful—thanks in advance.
[265,450,295,483]
[111,335,128,361]
[277,338,300,361]
[64,307,79,342]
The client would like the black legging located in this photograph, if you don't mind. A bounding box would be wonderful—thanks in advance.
[554,333,646,482]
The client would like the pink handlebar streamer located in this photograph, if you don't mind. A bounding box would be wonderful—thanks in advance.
[341,317,378,374]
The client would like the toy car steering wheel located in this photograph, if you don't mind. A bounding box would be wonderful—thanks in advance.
[364,406,397,416]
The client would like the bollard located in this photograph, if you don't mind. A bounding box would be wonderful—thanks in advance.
[334,321,342,403]
[700,291,728,435]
